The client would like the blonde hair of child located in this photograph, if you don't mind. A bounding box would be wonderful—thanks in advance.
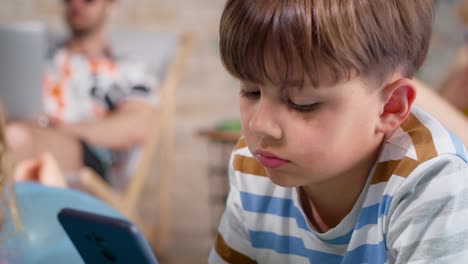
[0,107,20,234]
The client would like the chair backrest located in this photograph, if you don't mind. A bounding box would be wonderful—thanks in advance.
[121,31,194,231]
[75,31,194,250]
[103,31,182,192]
[107,31,179,81]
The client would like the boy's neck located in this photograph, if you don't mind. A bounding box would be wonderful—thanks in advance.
[300,138,385,233]
[301,177,366,233]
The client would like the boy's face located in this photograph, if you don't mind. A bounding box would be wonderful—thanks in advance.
[240,76,387,188]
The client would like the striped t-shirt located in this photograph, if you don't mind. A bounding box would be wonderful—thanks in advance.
[209,107,468,264]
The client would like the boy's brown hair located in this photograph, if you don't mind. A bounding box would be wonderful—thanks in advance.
[220,0,434,88]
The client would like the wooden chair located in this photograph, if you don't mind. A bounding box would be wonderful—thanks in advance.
[75,31,194,252]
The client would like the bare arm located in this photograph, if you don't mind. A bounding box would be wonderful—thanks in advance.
[57,100,157,150]
[437,46,468,109]
[414,79,468,146]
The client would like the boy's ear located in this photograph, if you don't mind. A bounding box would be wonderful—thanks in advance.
[376,78,416,134]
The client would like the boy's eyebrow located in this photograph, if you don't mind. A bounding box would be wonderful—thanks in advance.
[283,80,304,87]
[282,78,320,91]
[239,80,259,87]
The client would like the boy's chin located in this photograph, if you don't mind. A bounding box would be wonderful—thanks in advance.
[267,172,301,188]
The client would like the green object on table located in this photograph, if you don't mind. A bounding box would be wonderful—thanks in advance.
[215,119,241,132]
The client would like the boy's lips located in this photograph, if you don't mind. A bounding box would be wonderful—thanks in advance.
[255,150,290,168]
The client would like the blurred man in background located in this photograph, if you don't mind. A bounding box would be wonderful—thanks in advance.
[6,0,159,181]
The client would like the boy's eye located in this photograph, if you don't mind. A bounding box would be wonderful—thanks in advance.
[287,99,320,112]
[240,90,261,99]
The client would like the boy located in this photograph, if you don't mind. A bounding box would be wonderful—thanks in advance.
[210,0,468,263]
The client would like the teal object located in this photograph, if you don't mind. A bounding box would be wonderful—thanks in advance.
[215,119,241,132]
[0,182,123,264]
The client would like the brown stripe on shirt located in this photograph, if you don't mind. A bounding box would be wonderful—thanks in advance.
[371,157,421,184]
[371,113,438,184]
[214,233,257,264]
[400,113,437,162]
[233,154,267,177]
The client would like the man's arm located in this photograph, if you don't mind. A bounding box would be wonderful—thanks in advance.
[436,46,468,110]
[414,79,468,146]
[57,100,157,151]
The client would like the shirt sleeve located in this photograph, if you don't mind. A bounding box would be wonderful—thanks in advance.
[208,152,257,264]
[385,155,468,263]
[116,60,161,107]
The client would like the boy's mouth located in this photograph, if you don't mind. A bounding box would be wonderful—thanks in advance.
[255,150,290,169]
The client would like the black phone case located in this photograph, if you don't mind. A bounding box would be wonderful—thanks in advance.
[58,208,158,264]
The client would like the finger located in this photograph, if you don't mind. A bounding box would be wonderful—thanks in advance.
[14,158,41,182]
[38,152,68,188]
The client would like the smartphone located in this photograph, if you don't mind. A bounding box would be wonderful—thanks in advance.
[58,208,159,264]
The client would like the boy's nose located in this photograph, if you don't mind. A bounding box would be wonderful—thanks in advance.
[248,100,282,141]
